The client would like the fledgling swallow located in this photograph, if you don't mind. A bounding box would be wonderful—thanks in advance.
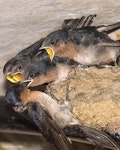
[41,20,120,67]
[21,50,79,87]
[3,15,96,84]
[5,83,120,150]
[3,38,44,83]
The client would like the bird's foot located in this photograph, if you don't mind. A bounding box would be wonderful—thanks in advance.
[48,83,59,102]
[74,64,88,72]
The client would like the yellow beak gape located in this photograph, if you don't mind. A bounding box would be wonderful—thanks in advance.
[6,73,22,83]
[6,73,17,83]
[45,48,55,61]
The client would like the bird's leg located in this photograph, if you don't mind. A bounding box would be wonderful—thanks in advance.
[113,58,118,67]
[96,65,113,69]
[47,83,59,102]
[65,84,70,102]
[116,56,120,67]
[74,64,88,74]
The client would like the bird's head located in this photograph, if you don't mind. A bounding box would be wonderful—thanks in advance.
[5,83,28,113]
[41,30,69,61]
[21,60,49,87]
[3,57,30,83]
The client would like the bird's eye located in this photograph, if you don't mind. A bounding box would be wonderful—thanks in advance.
[50,40,55,45]
[29,73,34,78]
[17,65,22,71]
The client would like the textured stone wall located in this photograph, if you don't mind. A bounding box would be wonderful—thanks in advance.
[45,67,120,135]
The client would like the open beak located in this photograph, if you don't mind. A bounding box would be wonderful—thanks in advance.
[40,47,55,61]
[6,72,23,83]
[21,79,33,87]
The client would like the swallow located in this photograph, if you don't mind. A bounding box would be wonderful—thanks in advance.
[3,15,96,84]
[5,83,73,150]
[3,38,44,83]
[5,83,120,150]
[20,50,79,87]
[40,20,120,67]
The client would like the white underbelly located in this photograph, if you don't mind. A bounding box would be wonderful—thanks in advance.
[74,53,98,65]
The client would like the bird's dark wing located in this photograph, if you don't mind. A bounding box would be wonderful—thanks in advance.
[17,38,44,57]
[26,102,73,150]
[62,15,96,29]
[70,26,120,47]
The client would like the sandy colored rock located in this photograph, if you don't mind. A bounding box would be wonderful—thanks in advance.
[46,66,120,135]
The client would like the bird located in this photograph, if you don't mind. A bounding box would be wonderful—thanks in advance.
[3,38,44,83]
[5,83,120,150]
[5,83,74,150]
[3,15,96,84]
[40,20,120,67]
[20,23,120,87]
[20,50,79,87]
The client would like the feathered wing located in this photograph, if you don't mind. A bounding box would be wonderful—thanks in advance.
[26,102,73,150]
[17,38,44,57]
[62,15,96,29]
[5,84,73,150]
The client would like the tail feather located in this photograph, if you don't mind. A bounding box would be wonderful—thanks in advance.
[97,22,120,34]
[63,125,120,150]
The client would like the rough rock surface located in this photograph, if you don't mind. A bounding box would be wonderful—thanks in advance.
[46,66,120,135]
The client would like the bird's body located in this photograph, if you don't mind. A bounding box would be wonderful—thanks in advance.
[41,26,120,66]
[5,83,73,150]
[5,83,120,150]
[22,49,79,87]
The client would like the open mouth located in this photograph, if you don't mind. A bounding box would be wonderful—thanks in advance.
[22,79,33,87]
[6,72,23,83]
[41,47,55,61]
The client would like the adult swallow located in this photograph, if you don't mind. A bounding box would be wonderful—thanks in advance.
[3,15,96,84]
[5,83,120,150]
[5,83,73,150]
[41,20,120,66]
